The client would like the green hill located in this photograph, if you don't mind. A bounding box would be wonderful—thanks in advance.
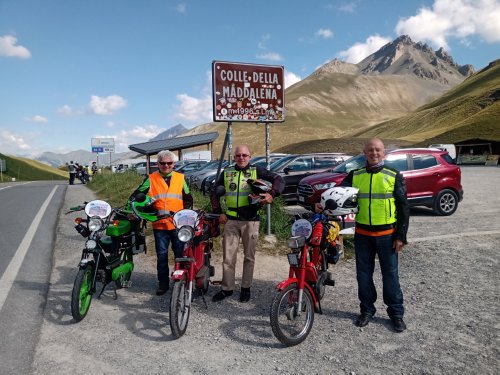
[0,154,68,182]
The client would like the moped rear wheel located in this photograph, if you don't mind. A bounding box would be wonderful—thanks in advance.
[170,277,191,338]
[270,283,315,346]
[71,266,94,322]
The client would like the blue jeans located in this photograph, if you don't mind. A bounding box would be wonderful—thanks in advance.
[354,233,404,319]
[153,229,183,287]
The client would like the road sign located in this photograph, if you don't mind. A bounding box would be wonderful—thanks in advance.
[91,138,115,153]
[212,61,285,123]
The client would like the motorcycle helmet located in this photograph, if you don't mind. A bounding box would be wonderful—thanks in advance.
[130,193,160,221]
[246,178,273,204]
[320,186,359,216]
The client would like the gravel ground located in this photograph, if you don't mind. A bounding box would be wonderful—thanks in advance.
[32,166,499,374]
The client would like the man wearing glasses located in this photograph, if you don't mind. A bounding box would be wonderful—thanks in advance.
[211,145,284,303]
[130,150,193,295]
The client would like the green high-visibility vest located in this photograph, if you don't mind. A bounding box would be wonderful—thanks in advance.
[352,168,397,226]
[223,166,257,218]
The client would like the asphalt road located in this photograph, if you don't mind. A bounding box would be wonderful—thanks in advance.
[0,181,67,374]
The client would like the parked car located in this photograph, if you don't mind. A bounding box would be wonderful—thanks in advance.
[187,160,229,190]
[297,148,463,216]
[134,161,158,175]
[249,153,289,168]
[175,160,210,173]
[269,153,352,203]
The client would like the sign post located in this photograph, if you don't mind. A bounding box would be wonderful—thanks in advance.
[91,138,115,167]
[212,61,285,235]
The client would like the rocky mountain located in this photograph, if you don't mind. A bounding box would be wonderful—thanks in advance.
[149,123,187,141]
[348,59,500,145]
[182,35,475,156]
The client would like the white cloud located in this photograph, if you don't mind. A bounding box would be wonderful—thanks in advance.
[285,71,301,88]
[258,34,270,50]
[24,115,48,123]
[174,93,213,123]
[339,1,358,13]
[256,52,283,61]
[57,105,73,115]
[176,3,186,13]
[106,121,116,128]
[0,35,31,59]
[0,129,31,153]
[315,28,334,39]
[339,35,392,63]
[89,95,127,115]
[396,0,500,50]
[111,125,166,152]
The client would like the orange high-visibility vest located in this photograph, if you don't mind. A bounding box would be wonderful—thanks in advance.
[148,171,184,230]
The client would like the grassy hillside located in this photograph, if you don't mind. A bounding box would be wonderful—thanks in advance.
[347,60,500,144]
[0,153,68,182]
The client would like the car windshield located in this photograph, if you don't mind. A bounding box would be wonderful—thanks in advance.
[270,155,296,171]
[330,154,366,173]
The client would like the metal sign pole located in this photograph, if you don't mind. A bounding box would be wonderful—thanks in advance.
[227,122,233,163]
[265,122,271,235]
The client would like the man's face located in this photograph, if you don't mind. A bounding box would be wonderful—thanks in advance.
[234,147,251,168]
[158,156,174,174]
[364,139,385,166]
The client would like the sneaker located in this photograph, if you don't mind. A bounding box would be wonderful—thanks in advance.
[156,285,169,296]
[391,318,407,332]
[239,288,251,303]
[212,290,233,302]
[355,313,373,327]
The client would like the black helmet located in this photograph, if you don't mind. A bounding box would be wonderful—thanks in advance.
[247,179,272,204]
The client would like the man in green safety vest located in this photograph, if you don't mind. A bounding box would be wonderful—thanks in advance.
[210,144,284,303]
[341,137,410,332]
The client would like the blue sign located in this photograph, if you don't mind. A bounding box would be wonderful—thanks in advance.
[92,147,104,153]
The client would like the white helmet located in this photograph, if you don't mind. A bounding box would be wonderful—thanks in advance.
[320,186,359,216]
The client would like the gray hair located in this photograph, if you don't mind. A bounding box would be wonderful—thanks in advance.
[157,150,178,162]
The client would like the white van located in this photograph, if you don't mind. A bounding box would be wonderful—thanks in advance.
[429,144,456,161]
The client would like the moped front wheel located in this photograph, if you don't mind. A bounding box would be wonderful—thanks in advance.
[71,266,94,322]
[169,277,191,338]
[270,283,315,346]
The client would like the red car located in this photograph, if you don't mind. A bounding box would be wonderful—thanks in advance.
[297,148,464,216]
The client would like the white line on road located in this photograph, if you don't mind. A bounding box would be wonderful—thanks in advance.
[0,186,58,311]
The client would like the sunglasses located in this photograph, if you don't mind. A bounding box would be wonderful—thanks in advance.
[235,154,249,158]
[158,161,174,166]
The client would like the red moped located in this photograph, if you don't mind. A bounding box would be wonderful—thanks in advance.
[169,208,220,338]
[269,212,345,346]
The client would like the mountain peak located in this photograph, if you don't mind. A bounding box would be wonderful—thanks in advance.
[356,35,473,84]
[313,58,360,76]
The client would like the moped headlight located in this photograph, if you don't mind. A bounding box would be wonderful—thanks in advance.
[177,226,194,242]
[85,239,97,250]
[88,217,104,232]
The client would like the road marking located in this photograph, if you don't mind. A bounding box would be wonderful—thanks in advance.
[409,230,500,243]
[0,186,58,311]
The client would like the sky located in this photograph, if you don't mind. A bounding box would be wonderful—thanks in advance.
[1,0,499,157]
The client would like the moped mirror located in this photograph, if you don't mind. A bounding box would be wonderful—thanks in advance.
[214,185,226,197]
[135,193,147,203]
[324,199,338,210]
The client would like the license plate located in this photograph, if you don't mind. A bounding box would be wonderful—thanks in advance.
[172,270,184,276]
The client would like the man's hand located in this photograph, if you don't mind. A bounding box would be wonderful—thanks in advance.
[259,193,273,204]
[393,239,404,253]
[219,213,228,225]
[314,202,323,213]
